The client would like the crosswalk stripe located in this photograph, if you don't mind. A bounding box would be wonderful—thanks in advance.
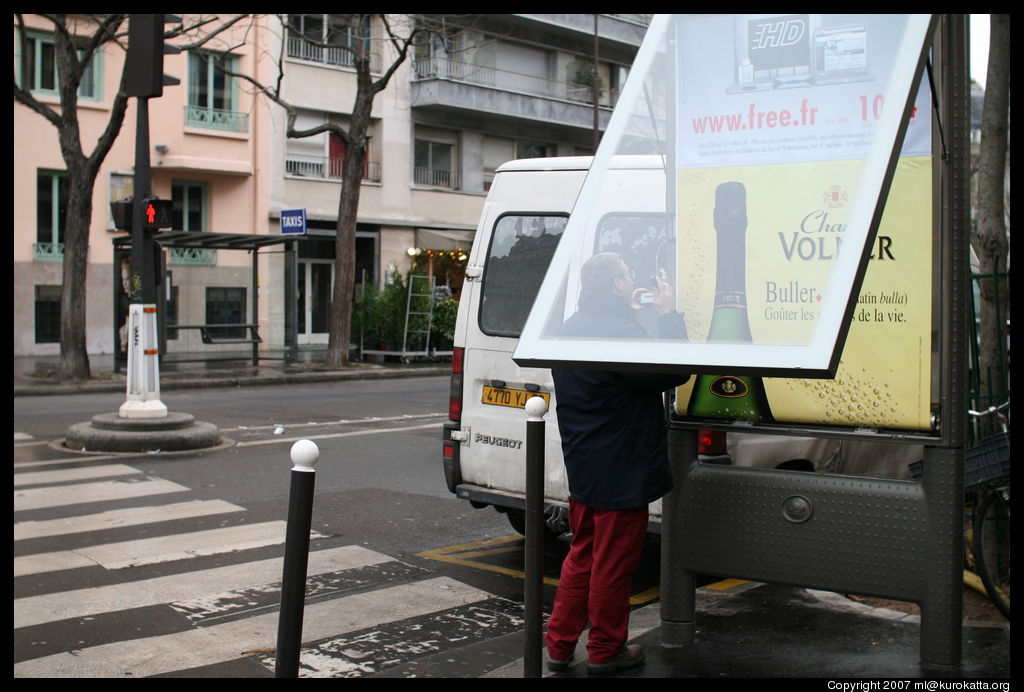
[14,545,392,629]
[14,463,142,488]
[13,499,245,541]
[14,478,188,512]
[13,576,489,678]
[14,521,319,577]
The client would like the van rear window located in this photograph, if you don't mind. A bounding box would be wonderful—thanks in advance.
[479,214,568,337]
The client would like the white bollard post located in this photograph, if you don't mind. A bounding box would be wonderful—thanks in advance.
[119,303,167,418]
[276,439,320,678]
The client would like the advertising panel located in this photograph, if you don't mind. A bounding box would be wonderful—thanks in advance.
[672,14,933,430]
[512,14,934,404]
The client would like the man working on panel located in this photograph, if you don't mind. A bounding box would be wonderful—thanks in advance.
[546,252,690,675]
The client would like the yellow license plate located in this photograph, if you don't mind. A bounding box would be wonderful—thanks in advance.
[481,386,550,409]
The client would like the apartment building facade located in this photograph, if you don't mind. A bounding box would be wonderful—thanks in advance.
[13,14,649,358]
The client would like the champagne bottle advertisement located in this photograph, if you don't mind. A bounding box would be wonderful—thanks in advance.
[674,157,932,429]
[672,14,933,430]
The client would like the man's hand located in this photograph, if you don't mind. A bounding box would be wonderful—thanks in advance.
[652,274,676,315]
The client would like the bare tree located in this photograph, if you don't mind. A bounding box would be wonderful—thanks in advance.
[971,14,1010,406]
[13,13,252,380]
[238,14,463,368]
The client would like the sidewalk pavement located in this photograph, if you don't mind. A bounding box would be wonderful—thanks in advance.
[13,350,451,397]
[387,586,1011,679]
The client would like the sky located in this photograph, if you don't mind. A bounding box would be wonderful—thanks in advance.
[971,14,990,88]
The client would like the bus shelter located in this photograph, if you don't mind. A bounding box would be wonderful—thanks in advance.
[112,231,301,371]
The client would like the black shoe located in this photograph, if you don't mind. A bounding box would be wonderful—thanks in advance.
[547,653,574,672]
[587,645,645,675]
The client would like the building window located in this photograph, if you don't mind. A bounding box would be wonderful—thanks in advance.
[283,110,379,181]
[19,32,100,100]
[35,285,62,343]
[206,287,246,339]
[414,139,457,188]
[287,14,373,69]
[35,171,66,261]
[170,180,215,266]
[186,52,248,132]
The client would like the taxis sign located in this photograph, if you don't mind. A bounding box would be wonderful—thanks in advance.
[281,208,307,235]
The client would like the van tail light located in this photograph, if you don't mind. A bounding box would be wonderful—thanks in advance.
[698,429,726,455]
[449,347,465,421]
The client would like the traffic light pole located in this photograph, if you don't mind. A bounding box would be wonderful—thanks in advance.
[119,95,167,419]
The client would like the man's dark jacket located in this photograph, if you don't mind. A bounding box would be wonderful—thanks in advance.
[552,290,690,510]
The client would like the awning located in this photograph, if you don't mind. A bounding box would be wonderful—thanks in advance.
[415,228,475,250]
[113,231,299,251]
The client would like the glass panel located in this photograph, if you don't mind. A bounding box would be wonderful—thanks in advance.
[297,262,306,335]
[205,287,246,339]
[40,41,56,90]
[480,214,567,336]
[212,56,230,110]
[37,174,54,244]
[35,285,62,343]
[188,53,207,107]
[514,14,933,379]
[310,263,333,333]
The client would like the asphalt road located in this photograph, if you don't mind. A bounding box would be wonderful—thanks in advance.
[13,376,664,677]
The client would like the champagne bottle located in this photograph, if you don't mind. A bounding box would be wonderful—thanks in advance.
[687,182,774,421]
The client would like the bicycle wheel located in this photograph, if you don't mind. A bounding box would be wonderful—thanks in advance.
[973,488,1011,620]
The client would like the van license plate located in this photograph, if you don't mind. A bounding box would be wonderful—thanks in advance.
[481,386,550,409]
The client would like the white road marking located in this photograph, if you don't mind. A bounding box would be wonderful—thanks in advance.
[14,463,142,487]
[13,577,489,678]
[14,545,392,629]
[235,422,441,448]
[14,478,189,511]
[14,499,245,541]
[14,521,320,576]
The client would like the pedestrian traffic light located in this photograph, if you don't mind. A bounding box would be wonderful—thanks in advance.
[142,197,174,229]
[126,14,182,98]
[110,197,174,231]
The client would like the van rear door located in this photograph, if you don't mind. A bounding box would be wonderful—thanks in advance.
[455,162,587,509]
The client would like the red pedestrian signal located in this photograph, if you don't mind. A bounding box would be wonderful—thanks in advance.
[142,197,173,229]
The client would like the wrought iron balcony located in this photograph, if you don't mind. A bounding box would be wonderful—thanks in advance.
[184,106,250,133]
[284,154,382,182]
[286,37,382,73]
[33,242,63,262]
[412,166,461,189]
[412,57,619,108]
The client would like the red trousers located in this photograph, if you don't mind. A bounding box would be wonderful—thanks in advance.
[545,499,649,664]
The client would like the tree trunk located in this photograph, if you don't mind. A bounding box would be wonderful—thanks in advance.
[325,94,374,369]
[972,14,1010,406]
[58,171,95,380]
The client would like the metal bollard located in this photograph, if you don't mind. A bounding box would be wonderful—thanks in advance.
[523,396,548,678]
[275,439,319,678]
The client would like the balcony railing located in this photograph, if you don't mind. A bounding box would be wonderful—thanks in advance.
[185,106,250,133]
[33,242,63,262]
[284,154,381,182]
[168,248,217,266]
[413,166,461,189]
[412,57,619,108]
[286,37,382,73]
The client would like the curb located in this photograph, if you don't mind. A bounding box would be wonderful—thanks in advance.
[13,366,451,397]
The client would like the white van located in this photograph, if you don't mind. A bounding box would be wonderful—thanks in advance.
[442,156,920,535]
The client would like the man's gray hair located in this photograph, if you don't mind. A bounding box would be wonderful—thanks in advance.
[580,252,625,293]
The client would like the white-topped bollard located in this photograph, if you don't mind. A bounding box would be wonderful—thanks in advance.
[119,303,168,418]
[290,438,320,472]
[276,440,320,678]
[523,396,548,678]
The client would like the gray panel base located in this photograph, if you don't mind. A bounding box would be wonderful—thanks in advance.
[662,428,963,667]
